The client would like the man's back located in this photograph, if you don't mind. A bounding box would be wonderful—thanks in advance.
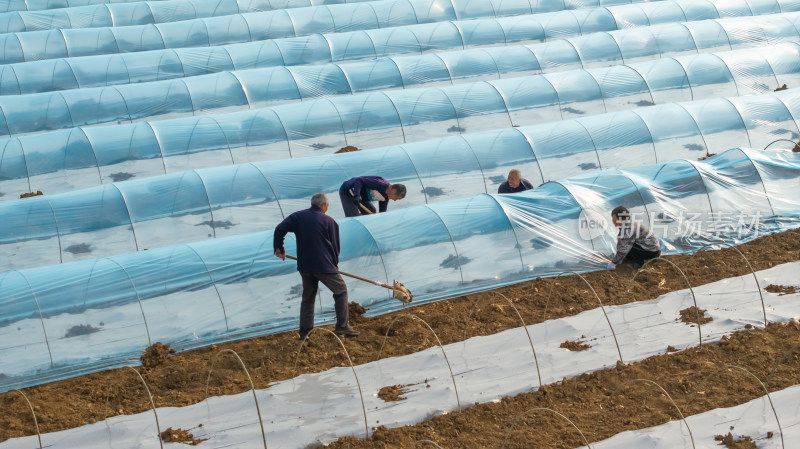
[274,206,340,273]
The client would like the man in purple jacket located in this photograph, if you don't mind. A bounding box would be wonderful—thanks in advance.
[274,193,359,340]
[339,176,407,217]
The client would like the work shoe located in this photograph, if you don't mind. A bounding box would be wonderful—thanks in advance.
[334,327,360,337]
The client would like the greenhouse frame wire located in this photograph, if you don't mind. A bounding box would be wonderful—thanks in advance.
[0,146,797,392]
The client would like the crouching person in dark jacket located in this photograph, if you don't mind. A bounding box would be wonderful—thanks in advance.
[274,193,359,340]
[607,205,661,270]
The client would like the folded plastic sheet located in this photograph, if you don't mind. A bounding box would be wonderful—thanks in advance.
[0,147,797,392]
[3,86,800,272]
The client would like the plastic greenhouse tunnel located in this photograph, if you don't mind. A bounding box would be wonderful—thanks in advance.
[3,10,800,96]
[3,86,800,272]
[2,0,799,65]
[0,0,385,33]
[2,38,800,193]
[0,147,798,392]
[4,29,800,136]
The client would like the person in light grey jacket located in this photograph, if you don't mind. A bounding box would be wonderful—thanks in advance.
[607,206,661,270]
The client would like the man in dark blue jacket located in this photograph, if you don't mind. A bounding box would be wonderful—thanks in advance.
[497,169,534,194]
[339,176,406,217]
[274,193,359,339]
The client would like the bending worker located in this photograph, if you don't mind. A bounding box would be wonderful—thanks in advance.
[274,193,359,340]
[339,175,406,217]
[497,169,534,194]
[607,205,661,270]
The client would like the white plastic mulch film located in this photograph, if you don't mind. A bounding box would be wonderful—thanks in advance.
[1,0,800,392]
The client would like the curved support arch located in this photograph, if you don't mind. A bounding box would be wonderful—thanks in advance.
[10,271,53,366]
[291,327,369,438]
[348,218,392,290]
[570,118,604,172]
[204,349,268,448]
[510,126,545,185]
[0,389,42,449]
[692,364,784,449]
[615,379,696,449]
[395,143,426,202]
[697,243,767,329]
[484,79,515,134]
[424,204,467,285]
[734,147,778,217]
[143,120,170,175]
[632,257,702,346]
[186,115,236,165]
[501,407,591,449]
[654,157,716,221]
[105,257,153,346]
[374,313,461,411]
[462,291,542,387]
[108,183,141,251]
[761,138,800,151]
[248,162,285,218]
[40,197,64,263]
[103,367,164,449]
[547,180,597,251]
[544,271,623,362]
[483,193,526,270]
[184,244,230,332]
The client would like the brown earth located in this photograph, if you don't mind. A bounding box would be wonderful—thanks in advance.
[559,338,590,351]
[159,426,207,445]
[0,228,799,445]
[377,384,416,402]
[715,432,759,449]
[328,322,800,448]
[679,306,713,326]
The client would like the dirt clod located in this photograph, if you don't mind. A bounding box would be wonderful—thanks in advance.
[140,342,176,369]
[335,145,360,153]
[560,339,590,351]
[348,302,367,323]
[377,384,415,402]
[19,190,43,199]
[679,306,713,325]
[714,432,757,448]
[159,427,207,445]
[765,284,797,295]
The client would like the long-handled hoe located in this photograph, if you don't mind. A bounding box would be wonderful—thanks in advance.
[285,255,413,303]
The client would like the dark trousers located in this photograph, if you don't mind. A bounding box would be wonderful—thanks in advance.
[339,185,375,217]
[625,246,661,267]
[300,272,349,336]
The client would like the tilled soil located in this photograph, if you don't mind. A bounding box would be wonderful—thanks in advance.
[1,228,799,445]
[328,322,800,448]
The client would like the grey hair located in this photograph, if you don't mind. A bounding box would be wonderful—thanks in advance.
[311,192,329,207]
[508,169,522,179]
